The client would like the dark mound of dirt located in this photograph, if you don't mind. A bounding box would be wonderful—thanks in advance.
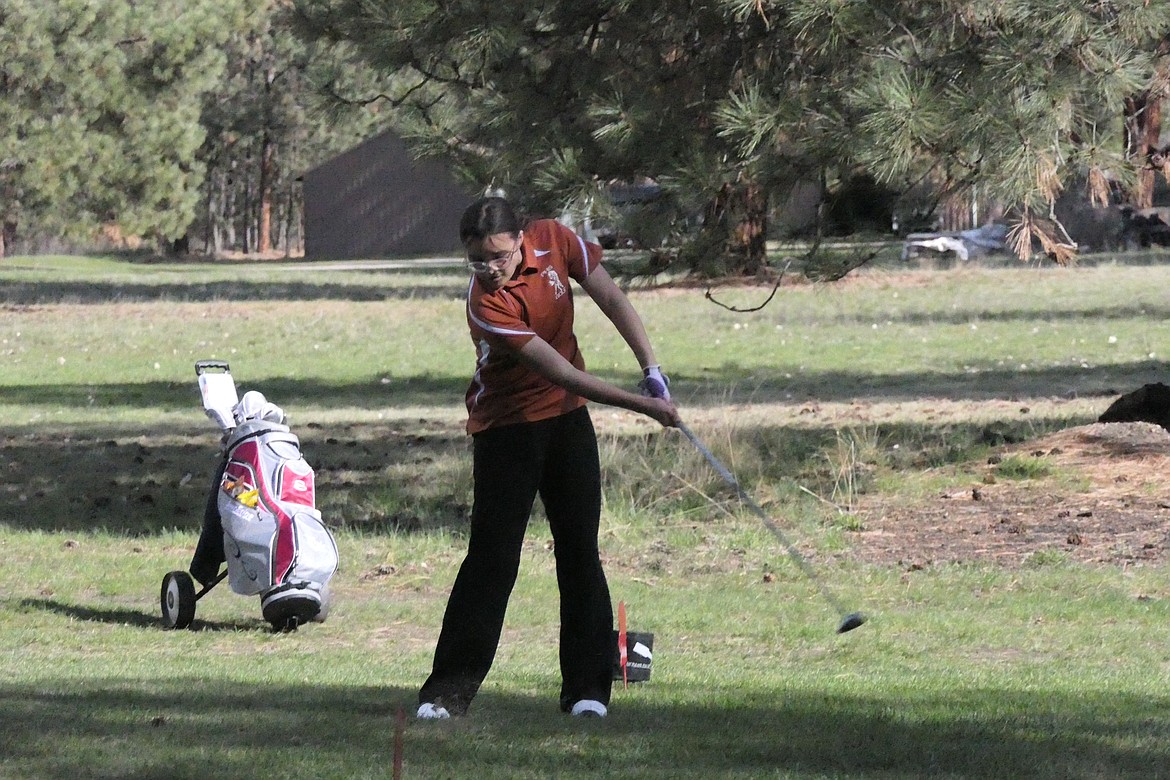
[1099,382,1170,431]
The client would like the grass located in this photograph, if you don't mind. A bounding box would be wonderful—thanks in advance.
[993,454,1055,480]
[3,253,1170,778]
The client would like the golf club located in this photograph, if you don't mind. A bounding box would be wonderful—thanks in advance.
[677,422,866,634]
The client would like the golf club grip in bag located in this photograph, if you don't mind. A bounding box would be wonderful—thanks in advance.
[218,419,338,625]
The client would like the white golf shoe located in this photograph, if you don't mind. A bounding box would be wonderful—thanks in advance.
[416,702,450,720]
[570,699,607,718]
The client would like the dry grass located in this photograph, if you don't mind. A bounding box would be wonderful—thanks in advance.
[856,422,1170,569]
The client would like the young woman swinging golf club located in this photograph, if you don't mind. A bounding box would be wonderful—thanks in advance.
[417,196,680,720]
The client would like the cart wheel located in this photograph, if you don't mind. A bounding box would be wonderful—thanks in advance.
[161,571,197,629]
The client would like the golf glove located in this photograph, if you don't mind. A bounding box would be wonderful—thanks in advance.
[638,365,671,402]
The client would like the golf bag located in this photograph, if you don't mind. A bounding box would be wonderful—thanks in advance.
[163,361,338,631]
[210,415,339,627]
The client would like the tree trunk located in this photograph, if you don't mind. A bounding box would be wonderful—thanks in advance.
[258,131,275,254]
[281,181,296,257]
[730,180,768,275]
[294,183,305,256]
[0,220,15,258]
[211,170,226,254]
[1124,92,1163,209]
[224,163,238,250]
[683,178,768,276]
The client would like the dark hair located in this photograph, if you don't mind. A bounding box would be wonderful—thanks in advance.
[459,196,522,244]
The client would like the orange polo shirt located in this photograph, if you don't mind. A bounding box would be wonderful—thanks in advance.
[464,219,604,434]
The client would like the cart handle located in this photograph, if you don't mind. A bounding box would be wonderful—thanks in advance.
[195,360,231,375]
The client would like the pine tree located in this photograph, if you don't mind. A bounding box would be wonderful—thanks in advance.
[291,0,777,274]
[722,0,1170,262]
[0,0,249,256]
[291,0,1170,269]
[193,0,385,256]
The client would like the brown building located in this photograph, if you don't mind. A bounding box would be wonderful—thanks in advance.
[303,130,475,259]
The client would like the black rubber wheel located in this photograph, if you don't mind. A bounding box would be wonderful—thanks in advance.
[160,570,197,629]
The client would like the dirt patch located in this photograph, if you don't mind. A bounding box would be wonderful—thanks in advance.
[855,422,1170,568]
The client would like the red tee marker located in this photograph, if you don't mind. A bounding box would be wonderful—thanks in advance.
[618,600,629,689]
[393,706,405,780]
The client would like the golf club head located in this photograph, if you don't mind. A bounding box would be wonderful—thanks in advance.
[837,612,866,634]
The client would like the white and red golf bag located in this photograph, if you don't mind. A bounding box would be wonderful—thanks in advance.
[217,411,339,629]
[166,363,339,632]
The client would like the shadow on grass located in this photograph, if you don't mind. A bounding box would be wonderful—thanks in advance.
[0,373,468,412]
[0,279,469,304]
[0,417,470,536]
[0,358,1155,413]
[792,303,1170,327]
[0,358,1147,538]
[667,360,1160,407]
[20,598,263,633]
[0,408,1099,539]
[0,678,1166,779]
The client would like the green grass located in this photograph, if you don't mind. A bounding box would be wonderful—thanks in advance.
[993,454,1055,480]
[3,254,1170,778]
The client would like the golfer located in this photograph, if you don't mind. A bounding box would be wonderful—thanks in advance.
[417,196,680,720]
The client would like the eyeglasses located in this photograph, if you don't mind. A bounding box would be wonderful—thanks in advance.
[467,240,521,272]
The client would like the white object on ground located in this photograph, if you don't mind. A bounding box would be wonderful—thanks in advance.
[570,699,608,718]
[416,703,450,720]
[905,236,969,260]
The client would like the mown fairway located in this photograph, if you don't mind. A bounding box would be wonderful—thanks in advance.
[2,254,1169,779]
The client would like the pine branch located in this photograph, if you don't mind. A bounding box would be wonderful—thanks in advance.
[703,260,790,312]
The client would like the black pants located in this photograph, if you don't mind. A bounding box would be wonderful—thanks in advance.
[418,406,613,714]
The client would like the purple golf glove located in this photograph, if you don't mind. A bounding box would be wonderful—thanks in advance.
[638,365,671,402]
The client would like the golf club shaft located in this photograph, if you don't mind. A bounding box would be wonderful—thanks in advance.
[677,422,851,617]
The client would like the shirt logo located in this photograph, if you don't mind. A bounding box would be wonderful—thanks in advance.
[541,266,566,299]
